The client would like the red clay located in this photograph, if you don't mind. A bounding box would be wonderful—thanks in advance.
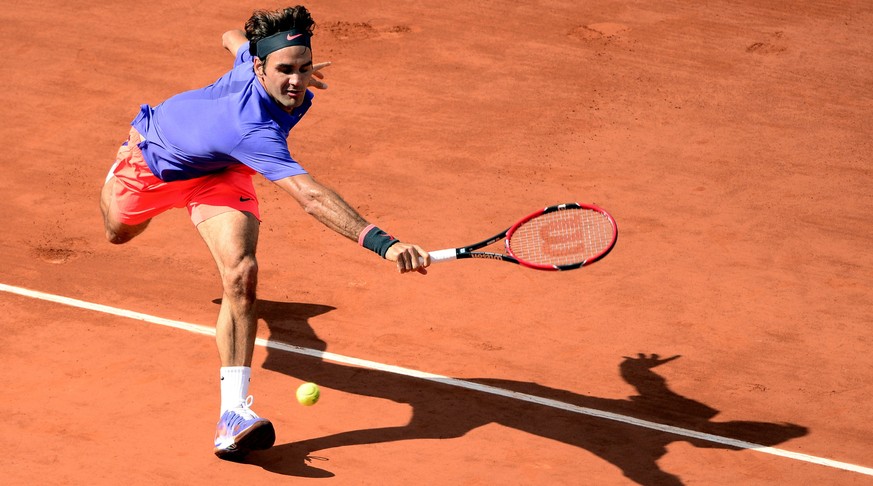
[2,1,872,484]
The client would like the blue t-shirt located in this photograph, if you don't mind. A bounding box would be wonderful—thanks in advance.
[131,43,311,182]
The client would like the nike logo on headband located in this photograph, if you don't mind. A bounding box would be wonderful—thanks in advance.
[287,33,302,41]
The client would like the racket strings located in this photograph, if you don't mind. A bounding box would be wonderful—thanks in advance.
[508,209,614,266]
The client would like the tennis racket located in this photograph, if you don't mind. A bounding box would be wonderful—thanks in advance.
[429,202,617,271]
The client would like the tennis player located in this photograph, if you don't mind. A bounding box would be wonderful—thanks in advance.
[99,5,430,460]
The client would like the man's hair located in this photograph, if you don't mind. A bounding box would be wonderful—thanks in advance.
[246,5,316,58]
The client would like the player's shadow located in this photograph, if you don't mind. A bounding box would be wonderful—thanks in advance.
[237,299,807,485]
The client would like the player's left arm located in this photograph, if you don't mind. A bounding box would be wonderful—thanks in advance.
[273,174,430,273]
[222,29,248,58]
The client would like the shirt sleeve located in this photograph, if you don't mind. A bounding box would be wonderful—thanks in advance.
[234,42,253,67]
[230,128,308,181]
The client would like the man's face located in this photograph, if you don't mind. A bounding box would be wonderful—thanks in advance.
[254,46,313,113]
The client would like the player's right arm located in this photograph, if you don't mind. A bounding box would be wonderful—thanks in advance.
[273,174,430,273]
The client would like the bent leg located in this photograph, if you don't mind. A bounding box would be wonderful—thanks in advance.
[99,132,162,245]
[100,175,151,244]
[197,210,261,367]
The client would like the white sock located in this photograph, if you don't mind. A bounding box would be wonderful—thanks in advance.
[220,366,251,414]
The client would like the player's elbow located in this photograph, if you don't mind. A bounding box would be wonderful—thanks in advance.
[221,29,246,54]
[221,31,234,50]
[299,187,325,216]
[274,174,328,215]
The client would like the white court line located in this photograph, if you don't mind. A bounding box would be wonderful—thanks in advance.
[1,281,871,477]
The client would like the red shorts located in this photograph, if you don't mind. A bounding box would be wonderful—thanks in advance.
[106,128,260,226]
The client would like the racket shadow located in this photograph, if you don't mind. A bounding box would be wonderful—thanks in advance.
[241,299,807,484]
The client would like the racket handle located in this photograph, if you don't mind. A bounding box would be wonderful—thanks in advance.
[427,248,457,264]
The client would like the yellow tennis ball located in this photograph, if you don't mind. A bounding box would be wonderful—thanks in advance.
[296,382,320,406]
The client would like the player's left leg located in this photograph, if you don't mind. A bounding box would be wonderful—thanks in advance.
[100,173,152,244]
[100,130,160,244]
[197,210,261,368]
[197,210,275,460]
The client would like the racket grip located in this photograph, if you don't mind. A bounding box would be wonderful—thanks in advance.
[426,248,458,264]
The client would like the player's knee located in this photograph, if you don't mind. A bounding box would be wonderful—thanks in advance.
[105,229,131,245]
[104,219,149,245]
[222,256,258,300]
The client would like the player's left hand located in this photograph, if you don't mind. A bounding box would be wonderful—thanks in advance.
[309,61,331,89]
[385,243,430,274]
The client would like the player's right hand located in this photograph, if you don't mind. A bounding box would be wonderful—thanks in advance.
[386,243,430,274]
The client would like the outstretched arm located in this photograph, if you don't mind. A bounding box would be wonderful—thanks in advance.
[274,174,430,273]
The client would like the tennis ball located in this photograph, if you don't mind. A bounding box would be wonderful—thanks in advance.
[296,382,320,406]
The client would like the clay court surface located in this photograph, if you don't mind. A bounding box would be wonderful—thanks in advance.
[2,0,872,484]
